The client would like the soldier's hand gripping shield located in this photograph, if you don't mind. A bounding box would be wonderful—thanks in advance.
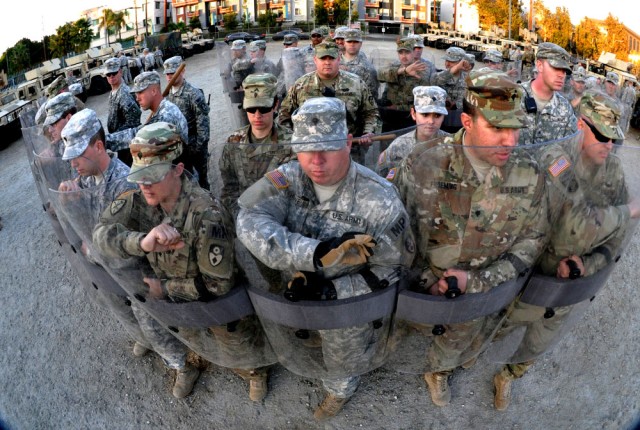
[488,132,640,364]
[217,41,248,130]
[92,165,275,369]
[386,140,553,373]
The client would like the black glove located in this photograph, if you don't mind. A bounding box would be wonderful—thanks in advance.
[284,271,337,302]
[313,232,376,269]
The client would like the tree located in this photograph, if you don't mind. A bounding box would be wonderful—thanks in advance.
[189,16,202,30]
[314,0,329,25]
[601,13,629,61]
[574,18,602,60]
[257,10,277,29]
[111,11,127,41]
[49,22,76,58]
[98,8,116,46]
[223,12,239,31]
[168,21,188,33]
[71,18,94,52]
[473,0,524,38]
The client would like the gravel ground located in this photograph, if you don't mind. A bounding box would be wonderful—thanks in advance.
[1,39,639,430]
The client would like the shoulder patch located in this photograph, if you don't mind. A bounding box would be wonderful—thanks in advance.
[110,199,127,215]
[265,169,289,189]
[386,167,397,181]
[548,155,571,177]
[208,244,225,266]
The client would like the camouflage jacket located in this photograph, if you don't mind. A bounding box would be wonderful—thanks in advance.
[432,69,467,110]
[166,80,210,154]
[621,86,637,107]
[378,61,433,110]
[252,58,279,76]
[376,128,450,176]
[231,55,253,87]
[107,83,142,133]
[518,81,578,145]
[537,142,630,276]
[93,176,235,302]
[278,71,381,136]
[106,98,189,152]
[562,89,582,114]
[220,122,294,219]
[236,160,415,296]
[340,55,379,101]
[393,129,548,293]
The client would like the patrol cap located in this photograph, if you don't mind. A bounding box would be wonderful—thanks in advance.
[464,70,527,129]
[230,40,246,50]
[344,29,363,42]
[242,73,278,109]
[314,41,339,58]
[43,92,76,127]
[535,42,572,73]
[444,46,466,62]
[605,71,619,85]
[311,26,329,37]
[130,71,161,93]
[579,89,624,140]
[465,53,476,66]
[483,49,503,64]
[61,109,102,161]
[104,57,121,74]
[413,86,448,115]
[128,122,184,184]
[572,68,587,83]
[248,40,267,51]
[163,56,183,74]
[291,97,347,153]
[68,83,83,96]
[412,35,425,48]
[283,33,299,45]
[46,75,67,98]
[397,38,416,52]
[333,26,349,40]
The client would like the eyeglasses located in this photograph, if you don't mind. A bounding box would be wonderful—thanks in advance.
[105,71,119,77]
[311,34,323,38]
[245,106,272,114]
[583,119,612,143]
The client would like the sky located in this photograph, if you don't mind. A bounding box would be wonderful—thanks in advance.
[1,0,639,55]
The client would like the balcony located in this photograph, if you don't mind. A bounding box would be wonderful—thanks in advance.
[364,1,379,6]
[218,6,234,14]
[187,10,200,18]
[380,1,390,8]
[270,1,285,8]
[173,0,199,8]
[365,14,380,21]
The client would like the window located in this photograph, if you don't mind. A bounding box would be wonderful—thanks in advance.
[155,2,160,9]
[156,17,160,24]
[295,7,301,15]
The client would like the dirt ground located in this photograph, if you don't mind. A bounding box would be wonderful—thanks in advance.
[1,39,639,430]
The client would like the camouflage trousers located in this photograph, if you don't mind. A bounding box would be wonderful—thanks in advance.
[93,290,151,350]
[131,301,188,369]
[122,66,132,85]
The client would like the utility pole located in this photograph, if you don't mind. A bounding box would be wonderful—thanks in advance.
[134,0,139,37]
[508,0,512,39]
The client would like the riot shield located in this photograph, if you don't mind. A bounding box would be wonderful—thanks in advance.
[385,138,565,374]
[217,41,248,130]
[90,166,275,369]
[488,135,640,364]
[280,48,307,93]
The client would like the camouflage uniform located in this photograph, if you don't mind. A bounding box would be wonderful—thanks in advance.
[620,82,637,134]
[229,40,253,87]
[432,47,468,110]
[107,83,141,133]
[237,98,414,399]
[120,54,132,84]
[248,41,278,75]
[521,46,535,81]
[164,57,211,189]
[340,29,378,98]
[563,68,587,114]
[392,71,547,375]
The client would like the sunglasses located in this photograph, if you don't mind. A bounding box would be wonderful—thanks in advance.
[583,119,612,143]
[311,34,323,38]
[106,71,119,77]
[245,106,272,114]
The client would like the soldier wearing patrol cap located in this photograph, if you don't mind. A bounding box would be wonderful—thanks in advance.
[492,89,640,410]
[278,41,381,165]
[392,70,548,408]
[237,97,414,420]
[332,26,349,53]
[564,66,587,112]
[35,76,84,126]
[620,77,637,134]
[94,121,267,399]
[43,92,79,149]
[604,71,620,98]
[340,28,378,100]
[229,40,253,89]
[376,86,450,176]
[220,73,294,219]
[378,38,432,131]
[302,26,329,55]
[163,56,211,189]
[248,40,278,75]
[283,33,299,48]
[432,46,470,132]
[518,42,577,145]
[104,57,141,167]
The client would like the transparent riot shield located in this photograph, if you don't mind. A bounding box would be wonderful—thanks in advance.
[234,138,412,382]
[488,135,640,365]
[217,41,248,130]
[280,47,306,93]
[385,138,563,374]
[90,166,275,369]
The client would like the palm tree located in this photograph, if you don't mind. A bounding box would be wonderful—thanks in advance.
[98,8,115,47]
[111,11,128,42]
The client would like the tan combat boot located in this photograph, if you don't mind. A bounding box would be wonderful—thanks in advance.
[132,342,149,357]
[232,368,269,401]
[172,365,200,398]
[314,394,349,421]
[493,370,514,411]
[424,372,451,406]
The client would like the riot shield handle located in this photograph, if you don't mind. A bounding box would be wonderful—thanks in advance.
[444,276,462,299]
[566,259,581,280]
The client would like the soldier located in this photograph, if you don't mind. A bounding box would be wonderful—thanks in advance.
[106,72,188,156]
[620,78,637,134]
[248,40,278,75]
[340,29,378,101]
[301,26,329,56]
[142,48,155,72]
[154,46,163,69]
[277,41,381,165]
[163,56,211,189]
[94,122,268,400]
[219,73,293,219]
[117,51,132,84]
[564,67,587,112]
[483,49,518,79]
[411,35,437,77]
[283,33,299,48]
[603,71,620,99]
[42,92,79,155]
[521,44,535,81]
[518,42,577,145]
[332,26,349,53]
[432,46,470,132]
[392,70,547,407]
[492,89,640,410]
[236,97,414,419]
[230,40,253,89]
[35,76,82,126]
[376,86,450,176]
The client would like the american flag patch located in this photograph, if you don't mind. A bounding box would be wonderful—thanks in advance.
[265,169,289,189]
[548,156,570,177]
[386,167,397,181]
